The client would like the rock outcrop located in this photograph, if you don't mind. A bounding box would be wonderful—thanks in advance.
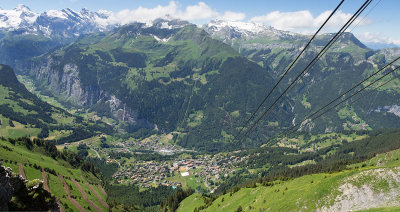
[0,164,59,211]
[0,166,14,211]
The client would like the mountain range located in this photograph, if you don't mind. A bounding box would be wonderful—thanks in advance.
[1,4,400,211]
[0,5,112,38]
[0,6,399,151]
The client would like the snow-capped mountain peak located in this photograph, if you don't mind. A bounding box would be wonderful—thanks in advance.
[203,19,299,40]
[0,6,116,38]
[44,9,67,19]
[0,4,38,29]
[15,4,31,12]
[152,18,189,29]
[206,19,272,34]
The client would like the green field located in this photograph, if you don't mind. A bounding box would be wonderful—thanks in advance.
[177,193,205,212]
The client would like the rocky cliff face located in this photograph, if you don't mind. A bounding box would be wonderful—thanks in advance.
[27,56,100,106]
[22,55,148,126]
[0,166,14,211]
[0,165,59,211]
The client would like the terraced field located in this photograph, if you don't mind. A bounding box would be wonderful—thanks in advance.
[0,139,108,212]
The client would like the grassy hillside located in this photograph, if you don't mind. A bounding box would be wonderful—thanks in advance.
[0,137,108,212]
[180,156,400,211]
[178,133,400,211]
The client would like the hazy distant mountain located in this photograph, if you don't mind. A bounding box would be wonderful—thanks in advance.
[364,42,400,50]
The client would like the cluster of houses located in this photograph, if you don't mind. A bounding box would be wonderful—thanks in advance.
[83,135,248,190]
[111,154,247,189]
[124,137,186,155]
[196,155,246,184]
[112,160,178,187]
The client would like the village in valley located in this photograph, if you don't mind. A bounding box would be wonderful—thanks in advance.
[111,152,247,192]
[60,133,249,192]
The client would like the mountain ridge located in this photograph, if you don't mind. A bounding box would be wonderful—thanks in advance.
[17,20,294,151]
[0,4,113,38]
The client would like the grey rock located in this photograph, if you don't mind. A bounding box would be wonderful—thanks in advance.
[0,166,14,211]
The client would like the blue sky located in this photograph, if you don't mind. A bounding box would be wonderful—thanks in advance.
[2,0,400,45]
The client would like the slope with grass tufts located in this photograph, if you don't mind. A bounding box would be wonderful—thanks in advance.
[0,137,108,211]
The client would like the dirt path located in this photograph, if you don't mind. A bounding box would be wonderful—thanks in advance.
[86,181,109,209]
[41,168,50,192]
[18,163,26,179]
[57,175,85,212]
[42,169,65,211]
[97,184,107,197]
[72,178,103,212]
[91,148,101,159]
[56,198,66,212]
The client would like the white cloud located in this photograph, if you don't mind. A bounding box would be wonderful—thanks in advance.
[178,2,218,20]
[220,11,246,21]
[251,10,314,30]
[108,1,178,25]
[357,32,400,45]
[314,10,352,27]
[107,1,218,25]
[250,10,363,32]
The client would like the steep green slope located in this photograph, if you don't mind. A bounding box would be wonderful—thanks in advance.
[0,137,108,211]
[21,20,293,151]
[0,64,113,143]
[178,130,400,211]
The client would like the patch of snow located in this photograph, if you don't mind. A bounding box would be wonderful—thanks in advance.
[153,35,171,43]
[15,4,31,12]
[0,5,38,28]
[45,10,67,19]
[160,22,171,29]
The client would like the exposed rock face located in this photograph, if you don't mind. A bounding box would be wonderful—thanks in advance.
[0,166,14,211]
[371,105,400,117]
[319,168,400,211]
[27,57,98,106]
[23,56,147,125]
[106,94,155,128]
[0,165,59,211]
